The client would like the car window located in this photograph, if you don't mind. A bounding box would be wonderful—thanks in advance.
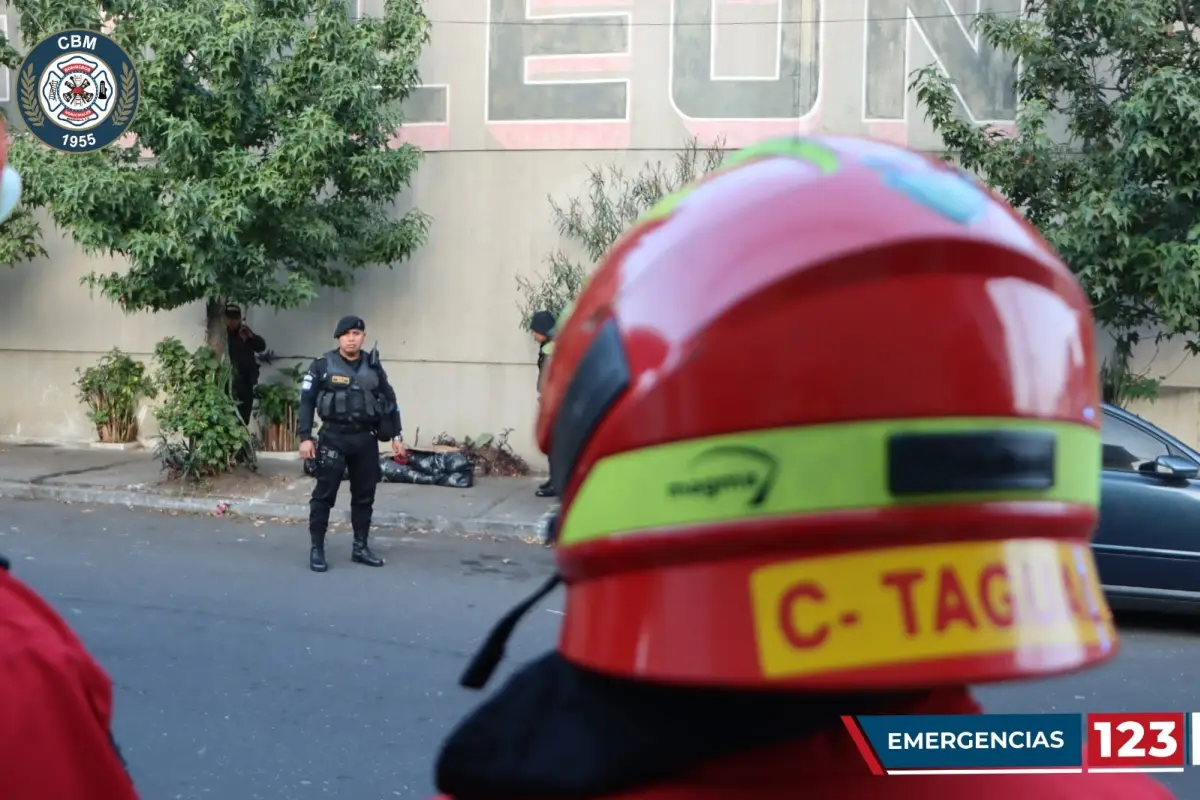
[1101,413,1168,471]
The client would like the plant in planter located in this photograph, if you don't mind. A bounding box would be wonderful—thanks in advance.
[74,349,156,444]
[255,364,305,452]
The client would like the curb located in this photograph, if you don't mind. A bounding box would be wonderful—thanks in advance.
[0,481,540,541]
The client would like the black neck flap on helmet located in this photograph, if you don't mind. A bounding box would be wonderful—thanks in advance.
[460,319,632,690]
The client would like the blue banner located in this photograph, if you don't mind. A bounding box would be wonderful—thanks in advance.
[853,713,1083,770]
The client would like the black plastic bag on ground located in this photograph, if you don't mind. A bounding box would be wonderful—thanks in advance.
[406,451,472,478]
[380,454,474,487]
[440,452,473,475]
[381,457,434,485]
[441,470,473,488]
[406,452,438,476]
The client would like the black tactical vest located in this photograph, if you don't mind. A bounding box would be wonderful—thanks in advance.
[315,351,382,425]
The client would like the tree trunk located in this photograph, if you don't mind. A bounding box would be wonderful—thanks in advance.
[205,298,228,358]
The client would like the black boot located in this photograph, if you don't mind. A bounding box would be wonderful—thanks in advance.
[351,532,384,567]
[309,532,328,573]
[535,479,557,498]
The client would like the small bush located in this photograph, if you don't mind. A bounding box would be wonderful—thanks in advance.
[517,136,727,329]
[431,430,531,476]
[152,337,253,480]
[255,363,305,452]
[75,348,156,443]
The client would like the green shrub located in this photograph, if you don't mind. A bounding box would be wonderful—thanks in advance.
[152,337,253,480]
[75,349,156,443]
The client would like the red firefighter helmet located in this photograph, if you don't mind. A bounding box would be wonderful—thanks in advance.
[533,135,1116,691]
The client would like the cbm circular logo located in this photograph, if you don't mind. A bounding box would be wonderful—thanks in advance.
[18,30,140,154]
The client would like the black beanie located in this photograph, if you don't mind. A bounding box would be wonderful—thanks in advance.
[530,310,555,337]
[334,315,366,338]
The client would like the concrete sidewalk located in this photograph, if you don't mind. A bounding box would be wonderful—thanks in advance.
[0,442,557,540]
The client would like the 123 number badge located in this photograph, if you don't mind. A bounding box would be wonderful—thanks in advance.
[1086,712,1185,772]
[18,29,140,153]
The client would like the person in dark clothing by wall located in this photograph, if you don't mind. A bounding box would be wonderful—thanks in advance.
[225,304,267,426]
[530,310,557,498]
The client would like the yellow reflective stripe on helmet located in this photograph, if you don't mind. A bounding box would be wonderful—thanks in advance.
[721,137,839,173]
[641,184,698,223]
[639,139,841,225]
[558,418,1100,546]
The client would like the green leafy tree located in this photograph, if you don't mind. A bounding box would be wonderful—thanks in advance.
[9,0,431,353]
[912,0,1200,402]
[0,203,48,266]
[0,37,48,265]
[517,137,726,329]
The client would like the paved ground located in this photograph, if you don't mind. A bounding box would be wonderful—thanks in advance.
[1,499,1197,798]
[0,442,555,538]
[0,499,560,799]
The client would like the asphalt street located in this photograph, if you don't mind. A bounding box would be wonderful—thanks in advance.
[0,499,1196,799]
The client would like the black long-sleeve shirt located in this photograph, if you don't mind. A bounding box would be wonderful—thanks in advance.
[227,327,266,387]
[297,353,402,442]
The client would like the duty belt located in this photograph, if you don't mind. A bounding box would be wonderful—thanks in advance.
[319,421,374,435]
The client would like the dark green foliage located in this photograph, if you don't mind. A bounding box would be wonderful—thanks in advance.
[5,0,431,351]
[913,0,1200,400]
[152,337,252,479]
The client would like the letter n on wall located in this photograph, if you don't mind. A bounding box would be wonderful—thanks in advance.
[486,0,633,149]
[862,0,1018,145]
[670,0,822,147]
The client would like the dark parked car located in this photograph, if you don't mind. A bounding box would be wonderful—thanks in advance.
[1096,402,1200,612]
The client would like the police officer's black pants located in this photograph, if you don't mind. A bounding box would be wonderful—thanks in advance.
[309,430,380,538]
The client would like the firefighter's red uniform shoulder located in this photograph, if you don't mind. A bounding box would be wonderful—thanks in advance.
[0,566,140,800]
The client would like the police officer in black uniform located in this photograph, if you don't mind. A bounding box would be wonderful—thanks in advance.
[297,315,406,573]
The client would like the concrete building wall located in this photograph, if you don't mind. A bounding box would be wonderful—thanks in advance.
[1,0,1195,459]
